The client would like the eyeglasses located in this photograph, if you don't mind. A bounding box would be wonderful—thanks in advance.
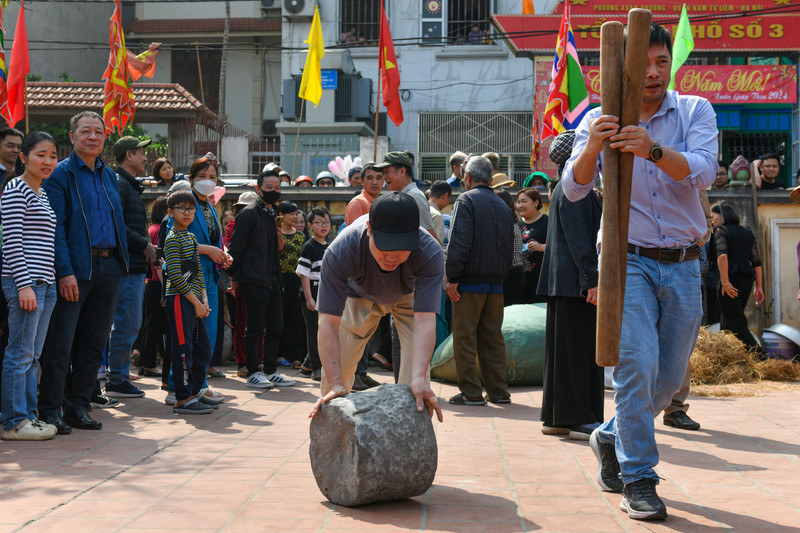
[172,206,197,214]
[312,221,330,226]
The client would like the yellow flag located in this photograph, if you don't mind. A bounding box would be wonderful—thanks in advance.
[298,6,325,107]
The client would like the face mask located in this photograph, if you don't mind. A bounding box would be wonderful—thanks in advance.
[193,178,217,197]
[260,189,280,205]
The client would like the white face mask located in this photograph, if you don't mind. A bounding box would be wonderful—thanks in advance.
[193,179,216,197]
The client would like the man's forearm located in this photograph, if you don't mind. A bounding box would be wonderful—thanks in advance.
[318,313,344,387]
[411,312,436,380]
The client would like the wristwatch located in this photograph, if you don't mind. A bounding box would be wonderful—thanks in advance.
[648,142,664,163]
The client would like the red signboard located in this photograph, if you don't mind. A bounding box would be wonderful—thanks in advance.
[583,65,797,104]
[553,0,792,16]
[582,64,798,104]
[491,14,800,54]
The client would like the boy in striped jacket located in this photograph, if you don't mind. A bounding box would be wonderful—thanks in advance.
[163,190,216,414]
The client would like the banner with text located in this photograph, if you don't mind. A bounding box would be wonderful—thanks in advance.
[582,64,797,104]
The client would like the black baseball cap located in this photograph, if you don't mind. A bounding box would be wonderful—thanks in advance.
[369,192,420,251]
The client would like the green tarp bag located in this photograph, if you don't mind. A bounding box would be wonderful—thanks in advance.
[430,303,547,386]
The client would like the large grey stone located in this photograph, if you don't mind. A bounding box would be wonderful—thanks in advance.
[309,383,438,507]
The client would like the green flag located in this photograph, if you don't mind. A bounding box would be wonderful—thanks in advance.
[669,4,694,91]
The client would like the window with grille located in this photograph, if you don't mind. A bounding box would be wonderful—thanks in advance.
[340,0,381,47]
[172,47,222,113]
[421,0,494,45]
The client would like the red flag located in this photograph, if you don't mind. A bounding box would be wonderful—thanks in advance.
[6,0,28,127]
[126,42,160,81]
[102,0,135,135]
[0,4,12,126]
[379,1,403,126]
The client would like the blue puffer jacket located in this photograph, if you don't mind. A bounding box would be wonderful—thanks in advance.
[44,151,130,280]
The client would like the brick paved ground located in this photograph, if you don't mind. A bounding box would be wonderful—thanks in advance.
[2,367,799,532]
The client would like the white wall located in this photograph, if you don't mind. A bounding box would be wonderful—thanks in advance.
[7,2,108,82]
[282,0,534,153]
[137,1,260,20]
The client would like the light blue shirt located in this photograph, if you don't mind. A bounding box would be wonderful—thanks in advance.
[562,90,718,249]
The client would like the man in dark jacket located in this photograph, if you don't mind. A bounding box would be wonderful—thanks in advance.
[537,129,604,440]
[228,169,295,389]
[444,155,514,406]
[39,111,130,433]
[106,136,157,399]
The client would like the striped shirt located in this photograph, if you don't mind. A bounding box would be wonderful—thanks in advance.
[1,178,56,288]
[164,227,205,299]
[296,238,327,282]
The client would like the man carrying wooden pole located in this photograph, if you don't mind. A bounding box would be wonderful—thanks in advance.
[562,18,718,521]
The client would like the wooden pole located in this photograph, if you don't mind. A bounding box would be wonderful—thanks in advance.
[194,43,205,106]
[594,9,651,367]
[617,8,652,298]
[24,78,29,134]
[595,21,624,367]
[292,98,305,181]
[373,66,382,161]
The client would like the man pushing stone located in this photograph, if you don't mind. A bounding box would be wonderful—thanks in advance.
[308,192,444,421]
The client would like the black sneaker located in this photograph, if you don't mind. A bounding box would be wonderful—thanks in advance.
[105,381,145,398]
[360,374,380,388]
[663,410,700,431]
[620,478,667,520]
[589,428,623,493]
[173,398,213,415]
[90,394,120,409]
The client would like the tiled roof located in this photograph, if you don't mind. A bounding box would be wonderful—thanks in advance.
[127,17,281,35]
[27,82,205,112]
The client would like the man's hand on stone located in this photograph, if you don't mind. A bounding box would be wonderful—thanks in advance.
[410,377,443,422]
[309,384,347,418]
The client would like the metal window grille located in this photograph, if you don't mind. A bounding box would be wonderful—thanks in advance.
[340,0,381,46]
[448,0,492,45]
[418,112,533,182]
[281,135,363,180]
[723,130,791,186]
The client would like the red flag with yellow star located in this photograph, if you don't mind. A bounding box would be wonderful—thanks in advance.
[102,0,135,135]
[379,1,403,126]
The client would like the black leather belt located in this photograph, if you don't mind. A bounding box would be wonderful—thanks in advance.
[91,248,114,258]
[627,244,700,263]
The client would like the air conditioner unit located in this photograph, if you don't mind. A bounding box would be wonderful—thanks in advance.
[262,119,277,136]
[282,0,316,19]
[261,0,276,8]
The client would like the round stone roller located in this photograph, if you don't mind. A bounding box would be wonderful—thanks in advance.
[309,383,438,506]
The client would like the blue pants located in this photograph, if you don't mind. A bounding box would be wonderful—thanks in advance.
[166,294,211,402]
[596,251,702,483]
[107,273,146,385]
[1,278,57,429]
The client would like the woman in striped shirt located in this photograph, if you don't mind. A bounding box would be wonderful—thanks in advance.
[0,132,59,441]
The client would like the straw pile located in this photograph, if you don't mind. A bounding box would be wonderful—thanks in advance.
[690,328,800,387]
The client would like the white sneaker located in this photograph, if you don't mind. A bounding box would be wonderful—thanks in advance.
[165,393,177,405]
[246,371,275,389]
[266,371,295,387]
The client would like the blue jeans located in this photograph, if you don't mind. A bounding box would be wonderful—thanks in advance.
[1,278,57,429]
[596,251,702,484]
[108,273,146,385]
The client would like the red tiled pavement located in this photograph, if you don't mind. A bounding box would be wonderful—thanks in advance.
[2,368,799,532]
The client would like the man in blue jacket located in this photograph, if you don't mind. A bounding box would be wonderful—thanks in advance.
[39,111,130,434]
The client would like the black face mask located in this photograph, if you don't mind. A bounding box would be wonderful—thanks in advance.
[260,189,280,205]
